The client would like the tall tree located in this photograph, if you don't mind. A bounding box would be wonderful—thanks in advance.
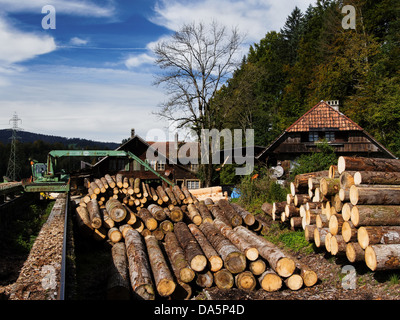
[152,21,244,186]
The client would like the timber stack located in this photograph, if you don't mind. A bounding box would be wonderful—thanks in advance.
[263,156,400,272]
[74,173,318,300]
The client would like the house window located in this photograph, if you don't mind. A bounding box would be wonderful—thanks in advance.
[325,132,335,142]
[110,159,129,171]
[132,160,141,171]
[187,180,200,190]
[309,132,319,142]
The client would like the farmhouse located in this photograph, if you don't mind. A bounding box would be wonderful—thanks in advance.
[257,100,396,167]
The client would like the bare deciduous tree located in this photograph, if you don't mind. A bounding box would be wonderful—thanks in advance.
[152,21,244,186]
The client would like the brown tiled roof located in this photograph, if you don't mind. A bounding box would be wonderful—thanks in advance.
[286,101,363,132]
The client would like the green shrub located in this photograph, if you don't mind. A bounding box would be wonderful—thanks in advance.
[290,140,337,178]
[236,166,288,208]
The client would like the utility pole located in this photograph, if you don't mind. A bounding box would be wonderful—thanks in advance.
[6,112,22,181]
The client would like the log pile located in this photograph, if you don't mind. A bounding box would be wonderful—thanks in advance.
[264,156,400,272]
[74,173,318,299]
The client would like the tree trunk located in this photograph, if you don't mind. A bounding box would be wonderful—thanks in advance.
[320,178,340,196]
[163,231,195,283]
[124,229,155,300]
[105,174,116,189]
[75,206,93,237]
[235,271,256,291]
[196,202,214,224]
[346,242,365,263]
[200,222,246,274]
[233,226,295,277]
[134,178,141,194]
[164,187,177,205]
[214,219,259,261]
[329,214,344,236]
[186,203,202,225]
[157,186,169,202]
[354,171,400,186]
[137,208,158,231]
[119,224,133,239]
[339,188,350,202]
[284,274,303,291]
[167,206,184,222]
[294,194,311,207]
[187,223,223,272]
[174,222,207,272]
[87,199,102,229]
[217,199,242,227]
[144,235,176,297]
[350,185,400,205]
[314,227,330,248]
[258,269,282,292]
[210,204,232,226]
[107,242,130,300]
[285,204,300,218]
[148,204,167,221]
[261,202,273,217]
[123,204,137,225]
[181,186,194,204]
[231,203,255,226]
[213,268,234,290]
[338,156,400,174]
[173,185,185,201]
[330,235,346,256]
[357,226,400,249]
[106,199,127,222]
[365,244,400,271]
[294,171,329,188]
[351,205,400,227]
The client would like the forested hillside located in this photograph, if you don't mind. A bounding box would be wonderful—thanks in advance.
[212,0,400,156]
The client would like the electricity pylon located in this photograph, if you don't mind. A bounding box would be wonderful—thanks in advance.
[5,112,22,181]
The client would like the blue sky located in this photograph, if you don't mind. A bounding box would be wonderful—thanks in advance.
[0,0,315,144]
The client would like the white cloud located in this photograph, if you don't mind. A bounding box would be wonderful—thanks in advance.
[151,0,316,43]
[0,17,56,65]
[124,53,155,69]
[0,0,115,17]
[70,37,89,46]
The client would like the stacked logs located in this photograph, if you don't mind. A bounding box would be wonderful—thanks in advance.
[264,156,400,272]
[75,174,317,299]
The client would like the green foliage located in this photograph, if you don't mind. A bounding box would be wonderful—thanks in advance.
[278,231,314,254]
[291,140,337,177]
[236,167,289,208]
[212,0,400,157]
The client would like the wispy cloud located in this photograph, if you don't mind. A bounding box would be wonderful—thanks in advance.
[69,37,89,46]
[125,53,155,69]
[0,0,115,17]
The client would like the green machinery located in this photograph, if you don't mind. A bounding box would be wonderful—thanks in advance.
[23,150,174,193]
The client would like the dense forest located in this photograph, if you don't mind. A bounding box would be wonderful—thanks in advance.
[211,0,400,156]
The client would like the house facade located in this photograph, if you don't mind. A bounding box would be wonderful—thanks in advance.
[257,100,396,166]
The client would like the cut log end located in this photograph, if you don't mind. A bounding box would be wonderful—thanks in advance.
[245,248,259,261]
[225,252,247,274]
[338,156,346,174]
[357,227,369,249]
[365,246,377,271]
[302,270,318,287]
[190,255,208,272]
[276,257,296,278]
[157,279,176,297]
[285,274,303,291]
[209,255,224,273]
[259,270,282,292]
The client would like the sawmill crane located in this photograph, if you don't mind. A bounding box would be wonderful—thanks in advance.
[23,149,174,193]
